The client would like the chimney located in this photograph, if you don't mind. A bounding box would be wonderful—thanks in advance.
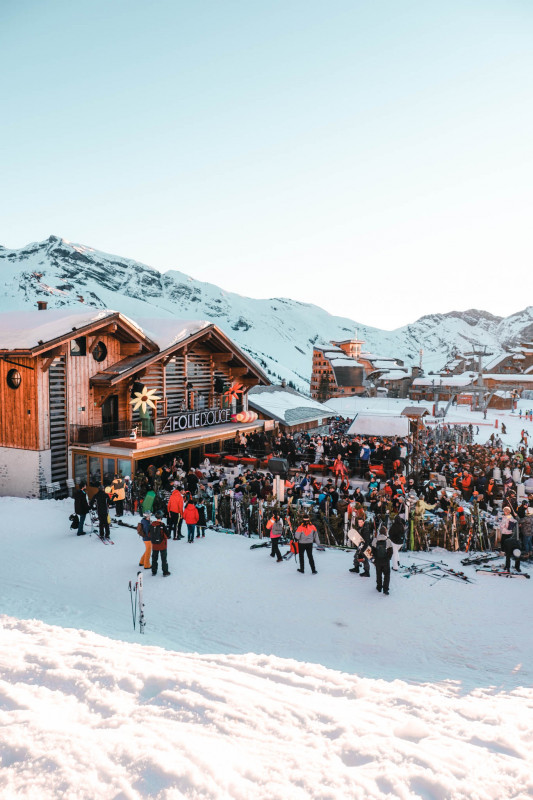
[37,301,48,311]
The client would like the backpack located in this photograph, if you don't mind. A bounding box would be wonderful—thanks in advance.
[375,538,388,561]
[150,523,164,545]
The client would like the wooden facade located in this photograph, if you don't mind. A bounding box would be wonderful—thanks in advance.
[0,310,269,497]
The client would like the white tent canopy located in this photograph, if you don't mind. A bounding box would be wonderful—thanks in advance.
[347,413,410,437]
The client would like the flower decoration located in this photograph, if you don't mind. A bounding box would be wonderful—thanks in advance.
[130,385,161,414]
[223,382,244,402]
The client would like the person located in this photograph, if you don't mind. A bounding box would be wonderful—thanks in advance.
[90,484,111,540]
[111,474,125,517]
[195,498,207,537]
[150,511,170,576]
[167,483,184,540]
[496,506,516,550]
[502,532,522,573]
[519,507,533,555]
[137,511,152,569]
[294,515,319,574]
[73,481,90,536]
[183,499,200,543]
[266,512,284,562]
[388,516,405,571]
[371,524,393,595]
[349,517,372,577]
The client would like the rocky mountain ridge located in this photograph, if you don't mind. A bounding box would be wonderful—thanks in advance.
[1,236,532,390]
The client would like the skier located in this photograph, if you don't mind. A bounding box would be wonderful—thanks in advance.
[519,507,533,555]
[195,498,207,537]
[73,480,90,536]
[496,506,516,550]
[371,525,393,595]
[266,512,284,562]
[150,511,170,576]
[111,474,125,517]
[90,484,111,540]
[167,483,184,540]
[502,532,522,573]
[183,499,200,543]
[137,511,152,569]
[388,516,405,571]
[348,516,372,577]
[294,515,319,574]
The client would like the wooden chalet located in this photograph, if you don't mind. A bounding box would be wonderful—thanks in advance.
[0,308,269,498]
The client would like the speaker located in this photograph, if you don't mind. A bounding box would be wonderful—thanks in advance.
[268,458,289,477]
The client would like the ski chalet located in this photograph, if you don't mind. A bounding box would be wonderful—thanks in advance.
[0,307,271,498]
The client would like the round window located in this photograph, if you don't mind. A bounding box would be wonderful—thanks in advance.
[92,342,108,363]
[7,369,21,389]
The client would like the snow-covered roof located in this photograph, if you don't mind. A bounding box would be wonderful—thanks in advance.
[483,373,533,383]
[329,356,363,368]
[135,318,211,352]
[412,374,476,387]
[377,371,409,382]
[0,308,121,350]
[347,413,410,437]
[248,386,333,427]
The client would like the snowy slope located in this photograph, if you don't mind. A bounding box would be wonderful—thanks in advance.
[1,236,532,390]
[1,491,533,799]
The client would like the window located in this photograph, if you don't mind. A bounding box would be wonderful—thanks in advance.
[92,341,107,362]
[70,337,87,356]
[74,454,88,486]
[6,369,21,390]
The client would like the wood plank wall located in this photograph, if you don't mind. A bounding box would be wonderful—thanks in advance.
[68,335,123,428]
[0,356,39,449]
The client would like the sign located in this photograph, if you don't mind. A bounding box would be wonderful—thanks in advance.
[155,407,233,436]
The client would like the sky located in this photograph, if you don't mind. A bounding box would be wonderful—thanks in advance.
[1,0,532,330]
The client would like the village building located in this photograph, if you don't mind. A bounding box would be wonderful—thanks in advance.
[0,308,270,498]
[310,334,409,400]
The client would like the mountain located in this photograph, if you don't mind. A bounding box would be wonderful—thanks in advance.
[1,236,532,390]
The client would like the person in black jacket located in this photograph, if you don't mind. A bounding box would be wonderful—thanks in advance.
[371,525,394,595]
[388,516,405,570]
[503,533,522,573]
[90,485,111,540]
[73,481,90,536]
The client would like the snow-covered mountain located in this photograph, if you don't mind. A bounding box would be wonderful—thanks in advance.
[1,236,532,390]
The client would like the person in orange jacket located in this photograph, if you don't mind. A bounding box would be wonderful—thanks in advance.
[294,515,320,574]
[183,499,200,543]
[167,483,184,540]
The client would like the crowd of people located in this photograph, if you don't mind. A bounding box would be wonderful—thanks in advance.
[72,416,533,591]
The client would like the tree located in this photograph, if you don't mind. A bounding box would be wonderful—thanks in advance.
[317,374,331,402]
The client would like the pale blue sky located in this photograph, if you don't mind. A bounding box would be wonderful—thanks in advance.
[1,1,532,328]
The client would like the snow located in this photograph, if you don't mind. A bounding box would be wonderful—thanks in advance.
[3,237,533,389]
[1,474,533,797]
[247,386,333,424]
[135,318,212,352]
[0,308,116,350]
[412,374,477,387]
[347,413,410,437]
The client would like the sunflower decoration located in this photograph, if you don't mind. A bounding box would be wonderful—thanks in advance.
[223,382,244,403]
[130,385,161,414]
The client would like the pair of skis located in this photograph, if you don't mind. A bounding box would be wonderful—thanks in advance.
[475,567,530,579]
[128,571,146,632]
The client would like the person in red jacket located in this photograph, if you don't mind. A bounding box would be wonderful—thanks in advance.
[167,483,184,540]
[183,499,200,543]
[150,511,170,577]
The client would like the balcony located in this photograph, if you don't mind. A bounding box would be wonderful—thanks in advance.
[70,421,141,445]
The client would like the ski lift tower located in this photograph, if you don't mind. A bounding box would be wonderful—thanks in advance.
[463,347,493,411]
